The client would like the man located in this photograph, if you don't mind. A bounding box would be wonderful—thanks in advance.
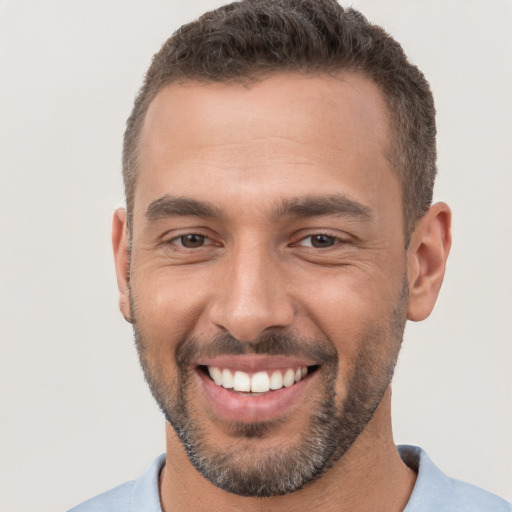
[69,0,511,510]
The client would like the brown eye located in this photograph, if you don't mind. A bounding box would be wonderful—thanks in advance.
[179,234,206,248]
[309,234,336,248]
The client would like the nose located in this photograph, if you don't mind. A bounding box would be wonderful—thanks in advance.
[208,241,295,342]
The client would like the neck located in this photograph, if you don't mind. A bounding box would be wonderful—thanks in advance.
[159,387,416,512]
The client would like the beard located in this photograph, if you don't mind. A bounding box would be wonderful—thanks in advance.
[131,278,408,497]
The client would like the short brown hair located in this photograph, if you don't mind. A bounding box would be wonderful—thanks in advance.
[123,0,436,239]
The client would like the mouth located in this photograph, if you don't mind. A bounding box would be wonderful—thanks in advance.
[194,356,320,423]
[198,364,319,394]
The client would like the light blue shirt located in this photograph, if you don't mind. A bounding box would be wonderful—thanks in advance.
[68,445,511,511]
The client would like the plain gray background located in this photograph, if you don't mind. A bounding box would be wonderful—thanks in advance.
[1,1,511,510]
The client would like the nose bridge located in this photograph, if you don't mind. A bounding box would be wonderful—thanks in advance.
[209,237,294,342]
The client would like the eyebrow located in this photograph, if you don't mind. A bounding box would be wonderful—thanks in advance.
[146,195,224,222]
[145,193,372,223]
[272,194,373,220]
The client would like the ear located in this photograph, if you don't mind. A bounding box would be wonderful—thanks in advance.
[407,202,452,321]
[112,208,132,323]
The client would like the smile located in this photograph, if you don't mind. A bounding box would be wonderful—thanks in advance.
[206,366,309,393]
[195,356,320,423]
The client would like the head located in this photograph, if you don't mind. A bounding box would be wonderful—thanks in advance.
[113,0,451,500]
[122,0,437,242]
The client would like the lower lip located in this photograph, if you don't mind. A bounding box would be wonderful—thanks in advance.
[196,369,314,423]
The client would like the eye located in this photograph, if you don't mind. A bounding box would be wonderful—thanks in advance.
[175,234,208,248]
[299,234,338,248]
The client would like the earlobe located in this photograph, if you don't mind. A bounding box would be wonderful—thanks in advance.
[407,202,452,322]
[112,208,133,323]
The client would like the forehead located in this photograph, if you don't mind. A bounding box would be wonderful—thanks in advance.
[140,72,391,159]
[135,72,397,223]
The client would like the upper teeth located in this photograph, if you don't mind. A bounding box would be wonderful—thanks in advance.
[207,366,308,393]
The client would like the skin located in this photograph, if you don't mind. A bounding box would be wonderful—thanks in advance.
[113,73,451,511]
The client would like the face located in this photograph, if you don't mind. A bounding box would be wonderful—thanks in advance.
[122,73,410,496]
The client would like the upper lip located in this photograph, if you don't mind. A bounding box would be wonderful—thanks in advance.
[195,354,317,372]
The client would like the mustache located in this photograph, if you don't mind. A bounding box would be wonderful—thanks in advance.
[176,331,337,368]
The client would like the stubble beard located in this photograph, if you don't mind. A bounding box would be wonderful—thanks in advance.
[131,279,408,497]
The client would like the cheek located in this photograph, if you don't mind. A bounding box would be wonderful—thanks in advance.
[299,266,398,333]
[297,267,404,373]
[131,268,209,352]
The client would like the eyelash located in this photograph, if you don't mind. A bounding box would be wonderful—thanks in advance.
[295,233,342,249]
[165,232,345,250]
[167,233,214,248]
